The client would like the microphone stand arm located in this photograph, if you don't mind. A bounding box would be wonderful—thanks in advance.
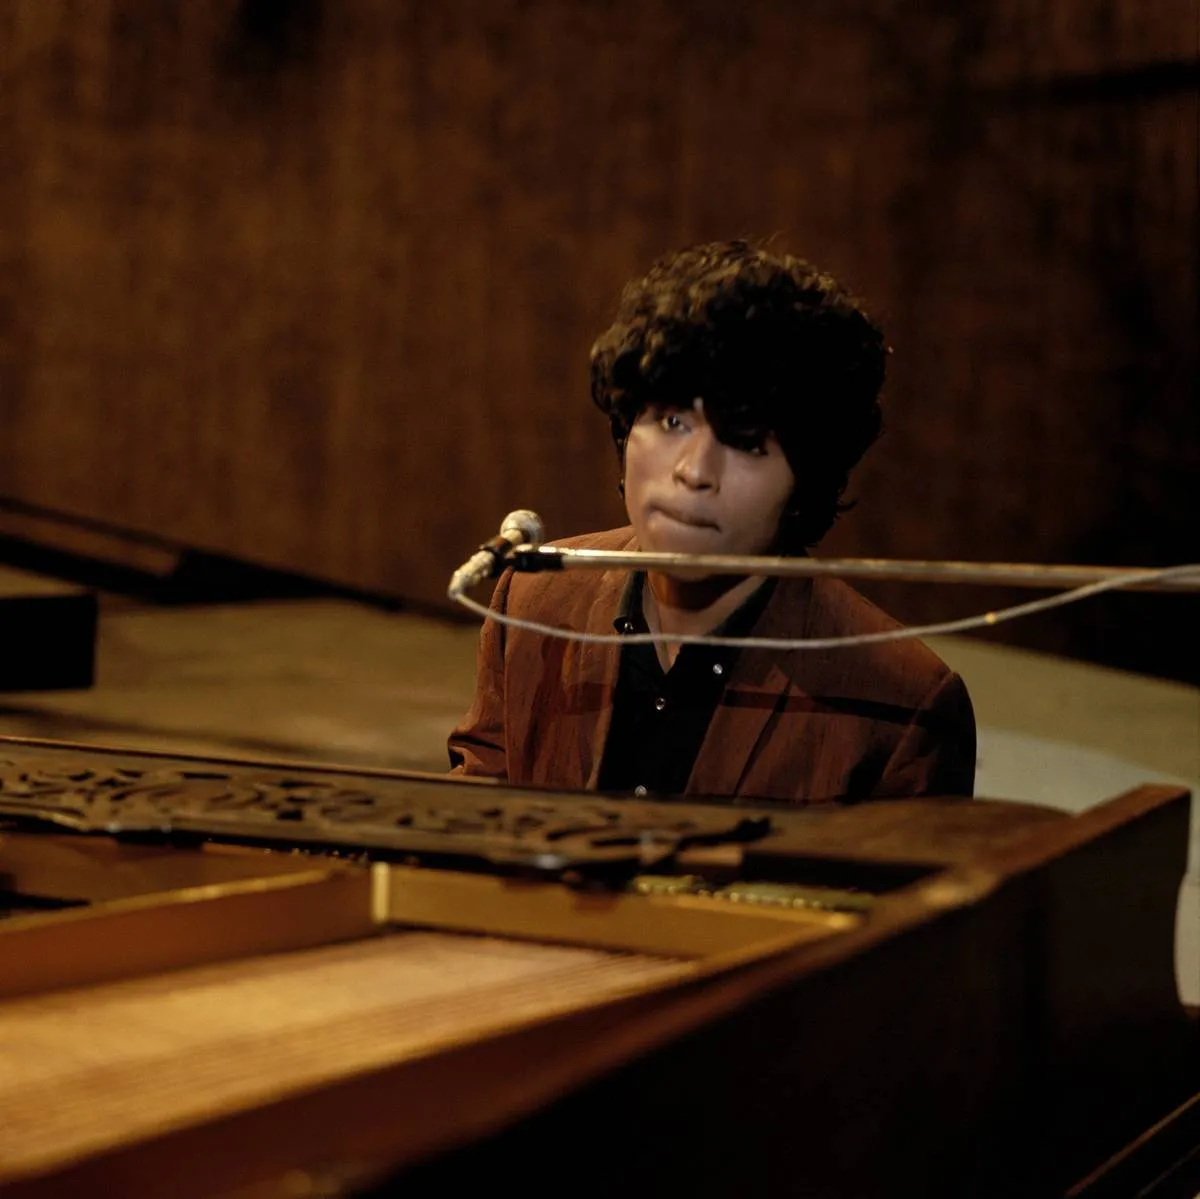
[507,546,1200,594]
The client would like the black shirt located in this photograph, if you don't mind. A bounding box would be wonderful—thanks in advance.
[596,572,777,798]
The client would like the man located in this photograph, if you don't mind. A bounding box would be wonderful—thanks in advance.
[448,240,976,803]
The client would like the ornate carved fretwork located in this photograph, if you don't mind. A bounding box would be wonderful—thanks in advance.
[0,750,771,882]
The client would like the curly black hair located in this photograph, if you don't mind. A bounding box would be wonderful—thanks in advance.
[589,240,886,548]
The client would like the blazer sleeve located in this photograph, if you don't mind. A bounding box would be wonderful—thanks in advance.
[871,671,978,799]
[446,570,513,781]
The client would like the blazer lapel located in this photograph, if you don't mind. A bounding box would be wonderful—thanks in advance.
[576,572,624,789]
[686,577,813,798]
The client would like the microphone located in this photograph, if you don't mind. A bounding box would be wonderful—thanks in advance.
[448,510,545,598]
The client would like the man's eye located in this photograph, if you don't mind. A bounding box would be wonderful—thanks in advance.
[659,413,686,432]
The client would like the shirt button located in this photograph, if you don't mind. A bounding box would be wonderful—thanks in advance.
[712,663,725,677]
[654,696,667,711]
[633,785,648,797]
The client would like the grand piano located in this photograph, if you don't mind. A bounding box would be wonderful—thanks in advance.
[0,734,1195,1198]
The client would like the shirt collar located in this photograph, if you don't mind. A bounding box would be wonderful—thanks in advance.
[612,570,645,635]
[611,571,778,642]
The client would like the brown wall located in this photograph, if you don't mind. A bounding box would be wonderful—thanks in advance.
[0,1,1196,678]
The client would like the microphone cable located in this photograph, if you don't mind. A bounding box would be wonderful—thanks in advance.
[450,562,1200,652]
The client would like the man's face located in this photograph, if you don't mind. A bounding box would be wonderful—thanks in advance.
[622,399,796,558]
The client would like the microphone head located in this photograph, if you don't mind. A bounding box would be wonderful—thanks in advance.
[500,509,544,547]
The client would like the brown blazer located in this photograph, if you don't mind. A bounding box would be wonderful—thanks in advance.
[448,528,976,803]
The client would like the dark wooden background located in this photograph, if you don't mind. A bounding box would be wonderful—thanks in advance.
[0,0,1195,679]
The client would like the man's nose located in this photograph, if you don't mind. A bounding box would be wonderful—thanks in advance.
[673,426,721,490]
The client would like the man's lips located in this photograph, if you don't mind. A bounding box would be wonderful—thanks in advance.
[651,504,720,530]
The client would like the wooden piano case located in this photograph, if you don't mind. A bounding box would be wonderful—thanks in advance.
[0,736,1193,1198]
